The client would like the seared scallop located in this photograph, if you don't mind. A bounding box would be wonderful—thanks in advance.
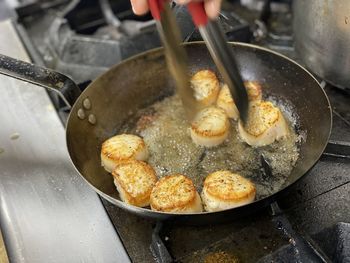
[216,84,239,120]
[245,81,263,102]
[190,70,220,106]
[150,174,202,213]
[112,160,157,207]
[201,170,256,212]
[216,81,262,120]
[238,101,289,147]
[190,106,229,147]
[101,134,149,172]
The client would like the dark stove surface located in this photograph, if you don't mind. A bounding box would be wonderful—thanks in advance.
[14,0,350,262]
[103,201,288,262]
[102,83,350,262]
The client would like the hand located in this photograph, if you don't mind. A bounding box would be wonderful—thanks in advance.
[130,0,222,19]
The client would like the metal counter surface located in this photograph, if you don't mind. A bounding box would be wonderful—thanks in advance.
[0,19,130,263]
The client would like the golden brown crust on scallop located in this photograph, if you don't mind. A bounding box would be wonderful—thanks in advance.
[216,84,239,120]
[244,81,263,102]
[217,84,234,106]
[101,134,147,162]
[216,81,262,120]
[150,174,199,212]
[190,70,220,106]
[191,107,229,137]
[203,171,256,202]
[112,160,157,207]
[243,101,281,137]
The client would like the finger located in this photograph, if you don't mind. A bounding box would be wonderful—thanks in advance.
[176,0,192,4]
[204,0,222,19]
[130,0,149,15]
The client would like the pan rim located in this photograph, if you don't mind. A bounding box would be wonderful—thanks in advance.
[66,41,332,217]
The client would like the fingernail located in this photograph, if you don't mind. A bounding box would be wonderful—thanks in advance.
[205,0,221,19]
[130,0,138,14]
[130,0,149,15]
[176,0,191,4]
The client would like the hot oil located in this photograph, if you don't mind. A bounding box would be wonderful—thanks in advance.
[120,95,301,200]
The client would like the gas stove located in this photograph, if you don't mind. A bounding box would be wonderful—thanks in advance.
[2,0,350,262]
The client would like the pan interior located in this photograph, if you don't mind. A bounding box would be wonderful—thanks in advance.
[66,43,331,214]
[118,90,301,201]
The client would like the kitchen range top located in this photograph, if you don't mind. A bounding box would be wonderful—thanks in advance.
[0,0,349,262]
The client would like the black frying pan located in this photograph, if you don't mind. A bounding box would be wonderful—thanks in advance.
[0,42,332,224]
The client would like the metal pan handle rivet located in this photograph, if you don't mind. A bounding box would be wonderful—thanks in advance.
[10,133,20,140]
[88,114,97,125]
[77,108,86,120]
[83,98,91,110]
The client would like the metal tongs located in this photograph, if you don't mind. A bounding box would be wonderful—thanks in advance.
[148,0,249,123]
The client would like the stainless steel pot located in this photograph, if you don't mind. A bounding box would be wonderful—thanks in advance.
[293,0,350,89]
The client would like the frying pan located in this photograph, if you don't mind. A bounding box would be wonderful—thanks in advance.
[0,42,332,224]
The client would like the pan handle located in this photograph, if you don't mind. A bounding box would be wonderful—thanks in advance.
[0,54,81,109]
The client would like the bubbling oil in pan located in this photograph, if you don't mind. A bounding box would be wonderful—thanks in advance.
[120,93,302,200]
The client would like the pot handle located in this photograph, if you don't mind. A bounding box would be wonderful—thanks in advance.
[0,54,81,109]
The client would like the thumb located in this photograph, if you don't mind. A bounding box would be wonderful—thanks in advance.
[130,0,149,15]
[204,0,222,19]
